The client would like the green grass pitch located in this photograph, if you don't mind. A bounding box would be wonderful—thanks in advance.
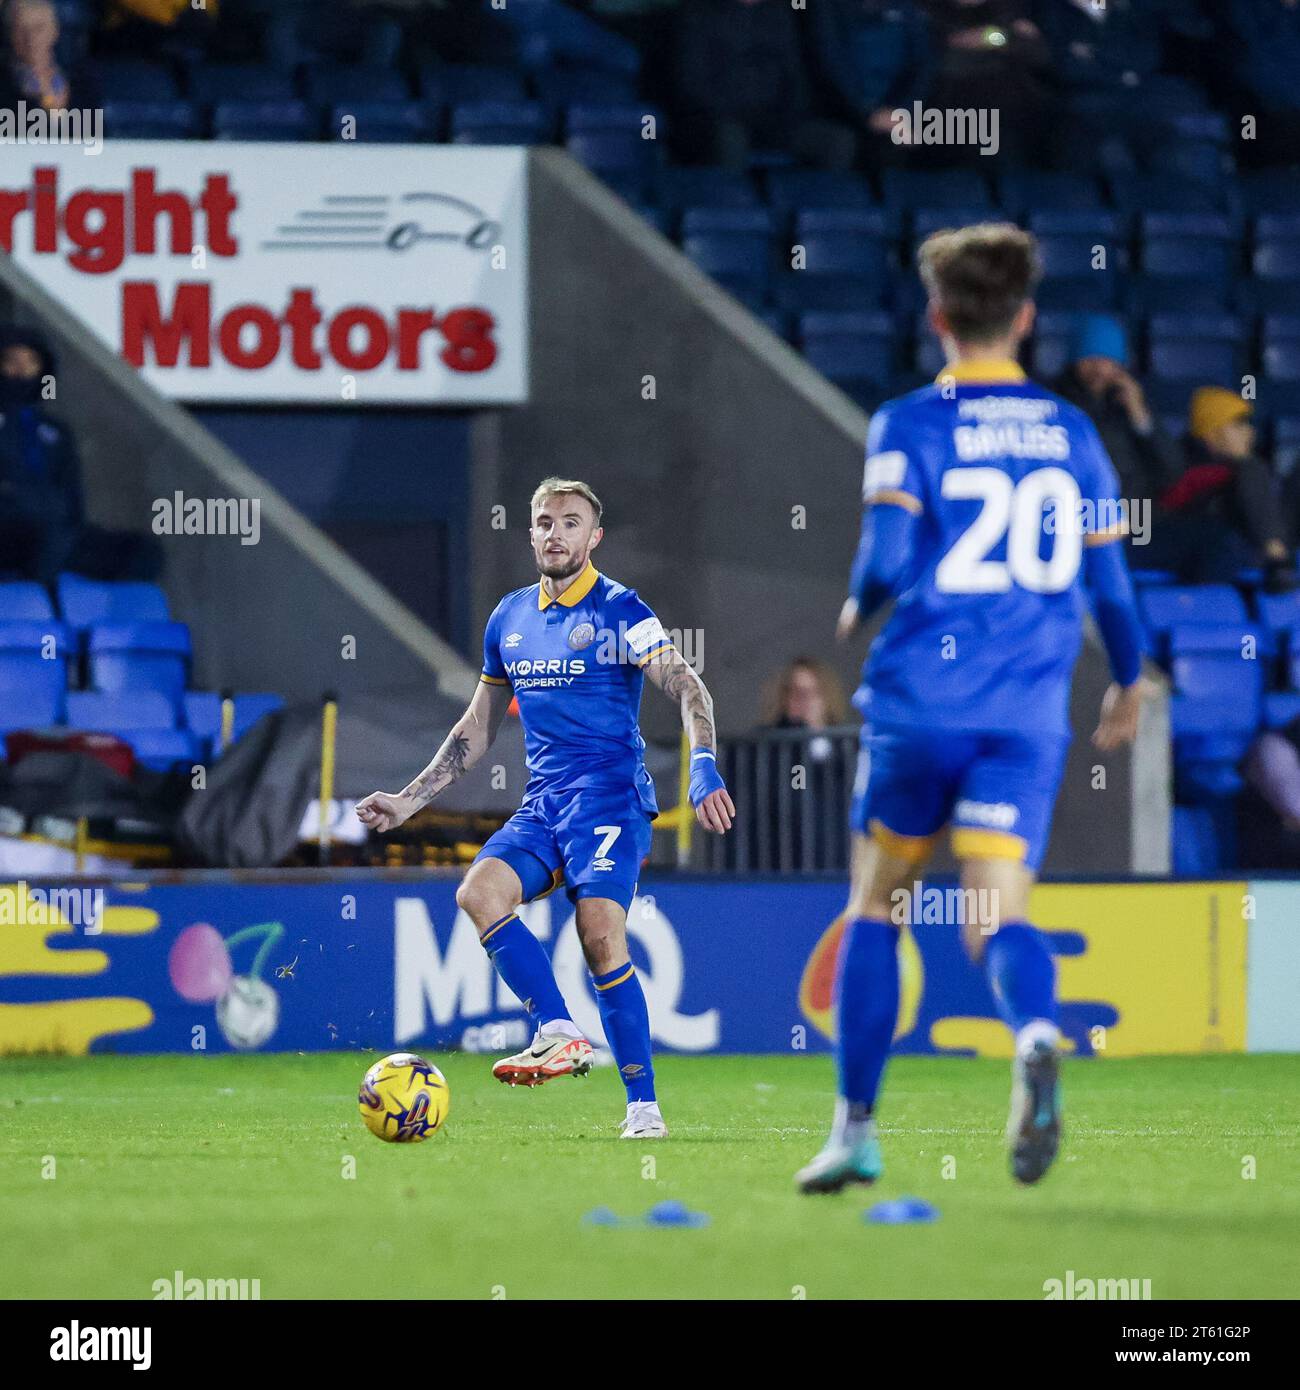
[1,1052,1296,1300]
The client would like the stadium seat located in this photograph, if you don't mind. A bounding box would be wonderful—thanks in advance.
[681,212,774,286]
[1146,313,1240,383]
[799,311,895,391]
[1123,274,1230,314]
[1172,804,1229,874]
[211,100,318,142]
[95,59,180,102]
[0,621,72,700]
[102,100,202,140]
[87,623,192,703]
[190,64,297,105]
[416,64,528,105]
[1109,172,1224,214]
[1028,311,1079,380]
[1036,234,1122,280]
[57,577,168,631]
[1255,212,1300,241]
[450,100,551,145]
[300,63,411,106]
[650,166,758,215]
[532,68,639,109]
[326,101,432,143]
[1140,585,1248,661]
[908,206,996,242]
[1142,237,1234,281]
[1263,692,1300,731]
[0,582,55,621]
[1026,209,1124,239]
[566,129,657,178]
[1037,276,1122,312]
[66,690,177,732]
[233,694,286,739]
[1274,417,1300,476]
[997,171,1105,217]
[0,685,64,741]
[879,168,992,211]
[763,169,876,215]
[1264,341,1300,383]
[1254,241,1300,281]
[794,209,889,279]
[126,728,203,773]
[769,272,885,314]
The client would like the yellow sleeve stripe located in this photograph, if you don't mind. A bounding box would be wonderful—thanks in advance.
[480,673,510,686]
[867,488,923,515]
[636,642,675,668]
[1084,525,1128,547]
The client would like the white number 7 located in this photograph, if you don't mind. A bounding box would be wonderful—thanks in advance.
[593,826,621,863]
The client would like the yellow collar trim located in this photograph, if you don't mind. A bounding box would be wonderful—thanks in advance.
[538,561,600,610]
[936,359,1026,384]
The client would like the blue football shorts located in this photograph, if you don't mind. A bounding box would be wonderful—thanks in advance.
[474,784,654,914]
[850,723,1070,870]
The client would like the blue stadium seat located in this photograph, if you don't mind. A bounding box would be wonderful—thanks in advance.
[1264,692,1300,729]
[681,207,774,236]
[301,63,411,105]
[909,206,996,241]
[416,64,528,105]
[233,693,286,739]
[1168,623,1266,657]
[0,582,54,621]
[450,100,550,145]
[1264,341,1300,383]
[126,728,203,773]
[1146,313,1240,382]
[1124,274,1230,314]
[1172,804,1228,874]
[1029,311,1079,380]
[1036,276,1122,312]
[532,68,639,108]
[681,210,773,286]
[795,209,889,279]
[87,623,191,702]
[1036,234,1122,280]
[183,691,223,747]
[650,166,758,214]
[190,64,297,105]
[1254,241,1300,281]
[95,59,179,102]
[66,690,177,732]
[879,169,991,210]
[1255,213,1300,240]
[326,101,431,143]
[799,311,895,389]
[1142,237,1234,280]
[1140,585,1247,661]
[0,685,64,740]
[566,129,657,177]
[1238,171,1300,216]
[1026,209,1124,239]
[211,100,317,142]
[1274,417,1300,476]
[1172,653,1264,710]
[1141,210,1234,240]
[0,621,72,700]
[1109,172,1222,214]
[102,100,201,140]
[763,169,876,215]
[996,171,1104,217]
[57,576,169,631]
[769,273,885,314]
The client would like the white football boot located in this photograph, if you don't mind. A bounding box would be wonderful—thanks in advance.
[492,1025,594,1087]
[618,1101,669,1139]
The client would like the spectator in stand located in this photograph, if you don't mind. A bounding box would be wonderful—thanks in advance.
[750,657,852,872]
[0,0,99,115]
[97,0,222,61]
[1223,0,1300,169]
[1152,388,1297,591]
[903,0,1054,166]
[1036,0,1162,92]
[666,0,862,171]
[1053,315,1184,548]
[0,325,162,586]
[1238,720,1300,869]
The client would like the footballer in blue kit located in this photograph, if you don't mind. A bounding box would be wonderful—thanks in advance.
[796,224,1148,1193]
[357,478,734,1140]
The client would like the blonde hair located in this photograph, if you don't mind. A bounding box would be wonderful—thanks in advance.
[760,658,850,727]
[918,223,1042,345]
[530,477,603,524]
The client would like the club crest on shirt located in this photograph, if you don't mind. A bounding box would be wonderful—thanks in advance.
[567,621,596,650]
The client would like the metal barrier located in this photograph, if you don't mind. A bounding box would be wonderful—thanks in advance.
[702,726,859,874]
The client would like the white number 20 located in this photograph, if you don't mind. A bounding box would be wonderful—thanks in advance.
[934,466,1082,595]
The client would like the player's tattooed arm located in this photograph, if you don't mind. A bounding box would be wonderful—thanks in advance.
[644,647,735,833]
[643,647,716,750]
[355,680,512,833]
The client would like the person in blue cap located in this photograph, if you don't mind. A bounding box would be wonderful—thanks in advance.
[1054,313,1184,522]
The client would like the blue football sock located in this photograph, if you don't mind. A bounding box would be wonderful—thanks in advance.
[984,921,1057,1033]
[480,914,570,1030]
[834,916,900,1115]
[592,962,656,1102]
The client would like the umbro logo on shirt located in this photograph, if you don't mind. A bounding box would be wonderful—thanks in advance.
[504,632,523,648]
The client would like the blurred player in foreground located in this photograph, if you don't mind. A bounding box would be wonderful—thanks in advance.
[797,225,1146,1193]
[358,479,733,1139]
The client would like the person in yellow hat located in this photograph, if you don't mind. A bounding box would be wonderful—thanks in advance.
[1152,387,1296,592]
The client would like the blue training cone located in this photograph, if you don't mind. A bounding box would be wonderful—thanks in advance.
[865,1196,939,1225]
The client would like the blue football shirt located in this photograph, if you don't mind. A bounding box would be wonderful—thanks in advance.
[480,562,673,814]
[857,361,1125,736]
